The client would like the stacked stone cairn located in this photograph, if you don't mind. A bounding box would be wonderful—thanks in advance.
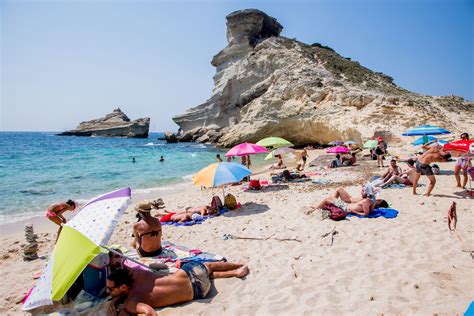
[23,224,39,261]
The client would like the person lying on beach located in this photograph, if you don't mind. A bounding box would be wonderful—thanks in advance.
[45,199,78,242]
[341,153,357,166]
[306,187,388,216]
[413,140,451,196]
[155,205,218,223]
[374,159,416,187]
[106,262,249,315]
[131,201,163,257]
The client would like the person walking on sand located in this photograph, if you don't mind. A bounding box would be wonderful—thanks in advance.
[412,140,452,196]
[106,261,249,315]
[45,199,78,242]
[454,132,471,189]
[131,201,163,257]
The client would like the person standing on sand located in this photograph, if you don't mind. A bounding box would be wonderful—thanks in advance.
[106,262,249,315]
[301,149,308,168]
[375,136,387,167]
[45,199,77,242]
[412,140,452,196]
[454,132,471,189]
[131,201,163,257]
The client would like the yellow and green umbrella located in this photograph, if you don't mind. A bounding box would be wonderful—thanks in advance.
[23,187,131,310]
[256,137,293,148]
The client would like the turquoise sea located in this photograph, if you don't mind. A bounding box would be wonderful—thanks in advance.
[0,132,237,224]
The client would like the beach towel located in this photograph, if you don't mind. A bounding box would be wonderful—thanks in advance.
[465,301,474,316]
[347,208,399,219]
[160,208,228,226]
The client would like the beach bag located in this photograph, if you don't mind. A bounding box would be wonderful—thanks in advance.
[249,179,262,190]
[211,196,223,211]
[83,252,110,297]
[323,204,347,221]
[224,193,237,209]
[432,164,440,175]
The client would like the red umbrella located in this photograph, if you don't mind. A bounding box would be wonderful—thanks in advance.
[443,139,474,153]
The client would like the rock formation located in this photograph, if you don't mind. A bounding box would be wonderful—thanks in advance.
[60,108,150,138]
[173,9,473,147]
[23,224,39,261]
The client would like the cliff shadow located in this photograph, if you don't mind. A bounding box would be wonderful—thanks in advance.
[223,202,270,218]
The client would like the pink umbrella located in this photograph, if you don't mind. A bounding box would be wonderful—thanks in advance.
[326,146,350,154]
[224,142,269,157]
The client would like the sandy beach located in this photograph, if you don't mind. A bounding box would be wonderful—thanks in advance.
[0,149,473,315]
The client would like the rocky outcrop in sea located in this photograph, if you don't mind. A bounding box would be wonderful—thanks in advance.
[60,108,150,138]
[173,9,473,146]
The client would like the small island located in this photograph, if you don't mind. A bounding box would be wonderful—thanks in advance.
[59,108,150,138]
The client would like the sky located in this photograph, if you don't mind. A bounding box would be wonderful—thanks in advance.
[1,0,473,132]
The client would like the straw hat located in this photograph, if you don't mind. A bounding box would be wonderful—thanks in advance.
[135,201,152,212]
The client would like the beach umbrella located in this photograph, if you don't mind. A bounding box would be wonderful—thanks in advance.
[402,125,451,144]
[326,146,350,154]
[264,147,295,160]
[363,140,378,149]
[23,188,132,311]
[344,141,357,145]
[224,142,268,157]
[256,137,293,148]
[192,162,252,188]
[443,139,474,153]
[411,135,440,146]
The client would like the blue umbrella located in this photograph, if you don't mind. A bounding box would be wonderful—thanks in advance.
[412,136,448,146]
[402,125,451,144]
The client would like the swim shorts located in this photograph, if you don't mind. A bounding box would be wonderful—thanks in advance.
[455,157,469,169]
[415,161,434,176]
[332,198,348,212]
[403,178,413,186]
[181,262,211,299]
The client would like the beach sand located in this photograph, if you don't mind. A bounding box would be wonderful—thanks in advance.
[1,149,472,315]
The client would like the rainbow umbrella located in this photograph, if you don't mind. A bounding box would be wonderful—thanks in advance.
[224,142,268,157]
[23,188,131,310]
[327,146,350,154]
[192,162,251,188]
[256,137,293,148]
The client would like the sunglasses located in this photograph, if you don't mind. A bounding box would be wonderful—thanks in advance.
[106,285,117,292]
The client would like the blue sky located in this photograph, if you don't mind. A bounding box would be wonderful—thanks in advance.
[1,0,472,132]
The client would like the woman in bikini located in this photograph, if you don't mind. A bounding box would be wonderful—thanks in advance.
[132,201,163,257]
[156,205,217,223]
[45,199,77,242]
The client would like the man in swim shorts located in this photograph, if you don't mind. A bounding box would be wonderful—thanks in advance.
[413,140,451,196]
[106,261,249,315]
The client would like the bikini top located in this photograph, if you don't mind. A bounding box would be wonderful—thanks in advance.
[138,230,161,238]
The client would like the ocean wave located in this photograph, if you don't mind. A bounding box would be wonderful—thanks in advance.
[181,174,193,180]
[143,142,163,147]
[133,182,191,195]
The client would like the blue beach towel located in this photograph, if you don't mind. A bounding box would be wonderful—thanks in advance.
[161,208,229,226]
[347,208,399,219]
[465,301,474,316]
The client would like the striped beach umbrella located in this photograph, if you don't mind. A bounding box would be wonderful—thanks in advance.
[402,125,451,144]
[192,162,251,188]
[23,188,131,310]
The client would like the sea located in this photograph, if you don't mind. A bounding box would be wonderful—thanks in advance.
[0,131,265,225]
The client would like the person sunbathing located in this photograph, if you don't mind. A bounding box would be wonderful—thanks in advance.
[375,159,416,187]
[341,153,357,166]
[307,187,388,216]
[413,140,451,196]
[132,201,163,257]
[156,205,217,223]
[106,262,249,315]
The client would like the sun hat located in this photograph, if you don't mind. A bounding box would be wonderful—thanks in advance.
[135,201,152,212]
[376,136,383,141]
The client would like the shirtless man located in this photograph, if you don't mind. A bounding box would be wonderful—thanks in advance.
[132,201,163,257]
[308,187,388,216]
[377,159,417,187]
[106,262,249,315]
[413,140,452,196]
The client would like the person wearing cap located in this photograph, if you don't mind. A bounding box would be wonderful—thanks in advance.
[45,199,78,243]
[132,201,163,257]
[374,136,387,168]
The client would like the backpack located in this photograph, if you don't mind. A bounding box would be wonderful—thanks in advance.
[323,204,347,221]
[224,193,237,209]
[211,196,223,211]
[249,179,262,190]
